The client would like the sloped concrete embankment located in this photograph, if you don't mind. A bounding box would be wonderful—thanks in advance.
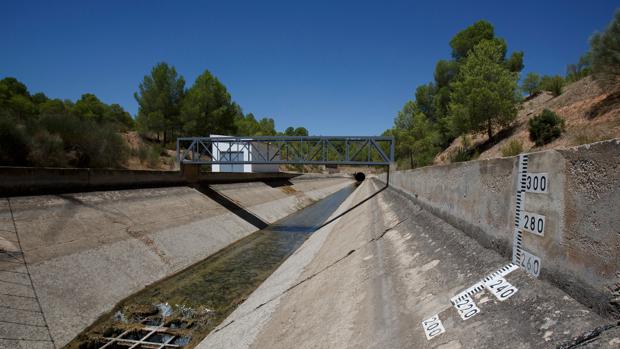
[0,176,352,348]
[198,176,619,349]
[380,139,620,318]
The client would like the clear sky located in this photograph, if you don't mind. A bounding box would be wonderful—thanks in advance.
[1,0,618,135]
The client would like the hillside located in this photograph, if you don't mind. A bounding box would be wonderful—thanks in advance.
[435,76,620,164]
[122,131,178,171]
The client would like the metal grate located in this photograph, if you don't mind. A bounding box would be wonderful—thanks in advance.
[101,326,188,349]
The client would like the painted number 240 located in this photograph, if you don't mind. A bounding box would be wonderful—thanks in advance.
[483,276,518,301]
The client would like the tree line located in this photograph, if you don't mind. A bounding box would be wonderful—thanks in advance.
[0,64,309,168]
[384,20,523,168]
[386,10,620,169]
[134,63,308,144]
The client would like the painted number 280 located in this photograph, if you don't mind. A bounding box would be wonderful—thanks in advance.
[521,211,545,236]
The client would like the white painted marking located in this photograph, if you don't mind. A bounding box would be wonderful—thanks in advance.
[451,263,518,302]
[451,281,484,304]
[513,154,529,263]
[521,211,545,236]
[422,314,446,340]
[524,173,549,193]
[519,249,541,278]
[452,294,481,320]
[484,276,518,301]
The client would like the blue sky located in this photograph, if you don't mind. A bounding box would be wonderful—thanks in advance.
[1,1,617,135]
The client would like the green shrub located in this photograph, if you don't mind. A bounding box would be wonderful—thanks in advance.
[528,109,565,146]
[87,126,128,168]
[0,118,29,165]
[501,139,523,157]
[145,146,160,168]
[136,145,149,162]
[135,144,161,168]
[448,146,478,163]
[27,130,66,167]
[38,114,128,168]
[540,75,565,97]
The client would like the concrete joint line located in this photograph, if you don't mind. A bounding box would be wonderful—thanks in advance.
[0,278,32,287]
[214,217,407,335]
[214,247,358,334]
[369,218,409,243]
[0,268,29,275]
[0,337,55,342]
[556,321,620,349]
[0,319,48,328]
[0,292,37,299]
[0,304,43,313]
[5,198,57,348]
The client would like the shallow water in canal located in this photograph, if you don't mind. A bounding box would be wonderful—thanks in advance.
[69,183,357,349]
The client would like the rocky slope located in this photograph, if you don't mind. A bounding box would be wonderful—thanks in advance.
[435,77,620,163]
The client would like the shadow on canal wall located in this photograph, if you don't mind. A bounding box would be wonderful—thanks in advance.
[194,184,269,230]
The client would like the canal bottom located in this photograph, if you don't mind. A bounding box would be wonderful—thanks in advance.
[68,183,357,349]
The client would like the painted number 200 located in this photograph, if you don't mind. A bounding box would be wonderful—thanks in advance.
[421,315,445,340]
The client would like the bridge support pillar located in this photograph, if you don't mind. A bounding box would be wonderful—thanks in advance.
[181,163,202,183]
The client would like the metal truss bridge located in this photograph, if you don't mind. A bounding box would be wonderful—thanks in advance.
[176,136,394,166]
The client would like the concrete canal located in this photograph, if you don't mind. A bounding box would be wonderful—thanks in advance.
[67,183,358,349]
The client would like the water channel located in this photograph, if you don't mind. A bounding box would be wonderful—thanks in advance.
[69,183,357,349]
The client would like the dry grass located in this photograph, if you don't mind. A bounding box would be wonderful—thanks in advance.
[434,77,620,164]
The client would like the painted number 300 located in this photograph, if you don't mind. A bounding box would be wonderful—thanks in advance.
[524,173,548,193]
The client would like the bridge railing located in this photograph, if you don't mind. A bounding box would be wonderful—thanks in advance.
[176,136,394,166]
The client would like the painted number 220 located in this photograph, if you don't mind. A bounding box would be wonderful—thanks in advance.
[453,295,480,320]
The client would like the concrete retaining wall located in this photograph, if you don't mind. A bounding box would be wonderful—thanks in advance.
[0,176,352,347]
[379,139,620,318]
[0,166,302,196]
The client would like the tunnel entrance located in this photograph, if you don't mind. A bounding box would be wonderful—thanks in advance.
[354,172,365,182]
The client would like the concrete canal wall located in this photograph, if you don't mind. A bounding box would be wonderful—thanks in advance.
[198,172,619,349]
[379,139,620,318]
[0,176,352,348]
